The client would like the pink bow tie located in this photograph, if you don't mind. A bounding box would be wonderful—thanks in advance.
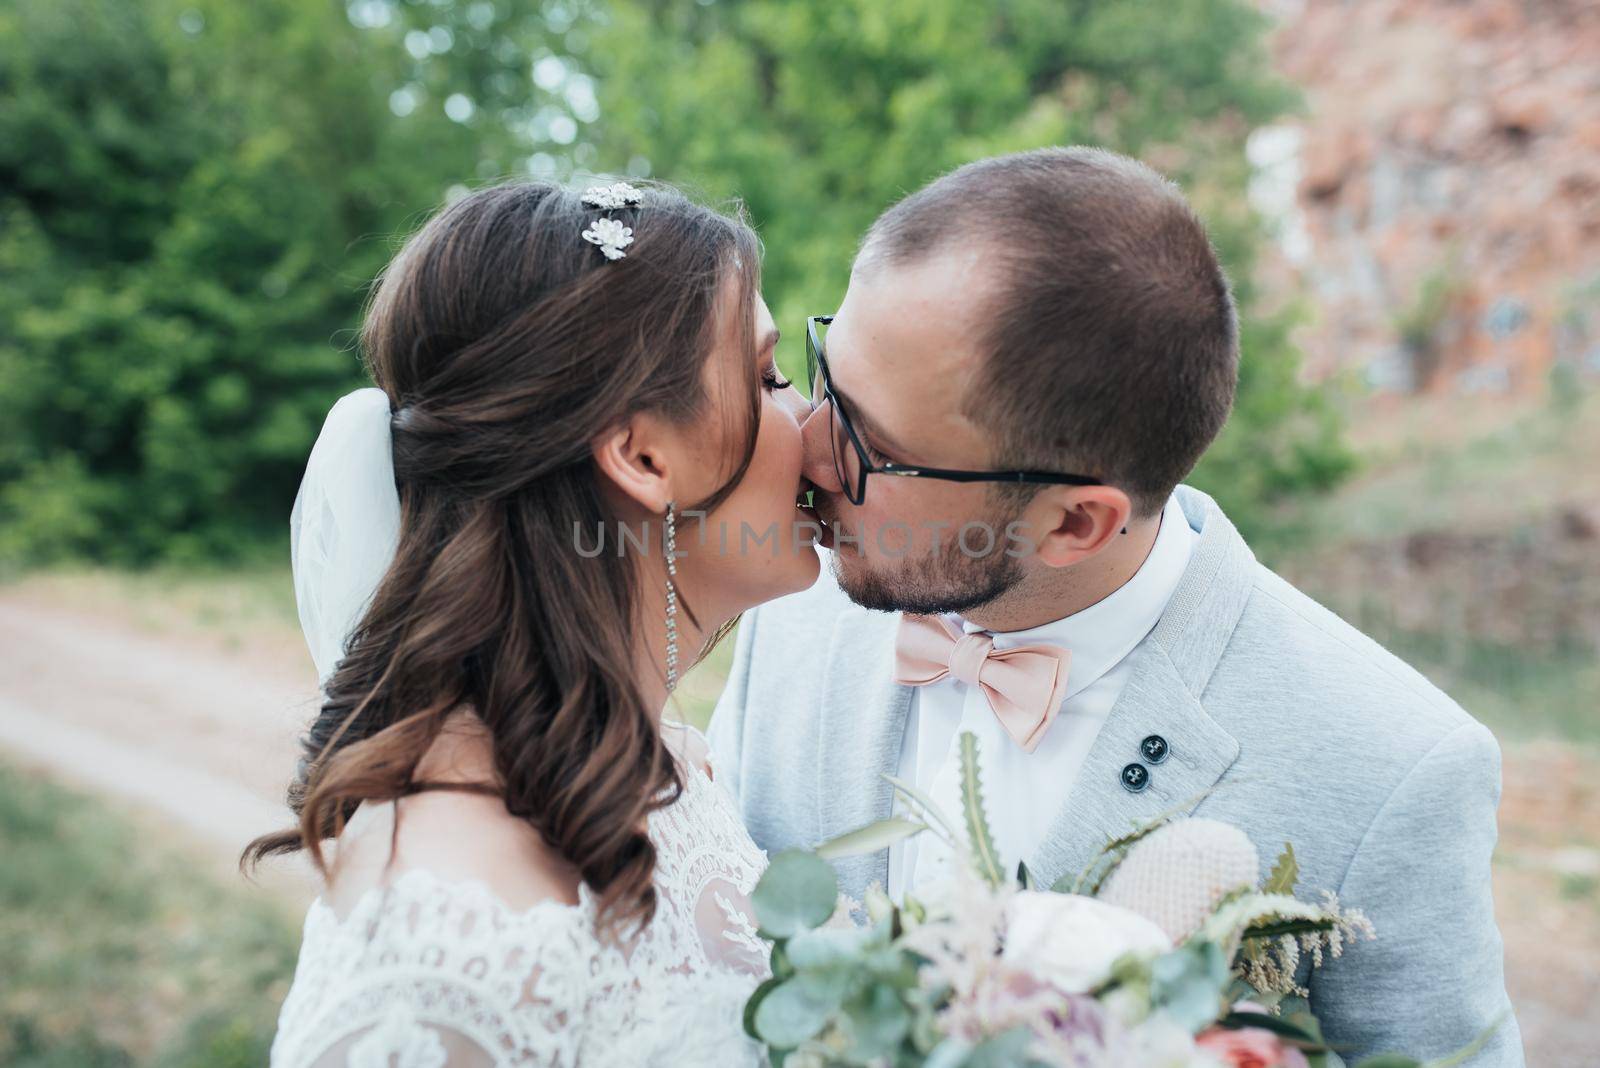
[892,614,1072,753]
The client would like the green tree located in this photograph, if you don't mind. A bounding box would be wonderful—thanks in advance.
[1,0,1351,564]
[0,0,544,563]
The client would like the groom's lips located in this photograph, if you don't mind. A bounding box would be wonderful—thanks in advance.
[794,480,834,550]
[804,489,838,551]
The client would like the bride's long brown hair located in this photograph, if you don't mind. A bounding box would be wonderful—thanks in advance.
[242,180,763,934]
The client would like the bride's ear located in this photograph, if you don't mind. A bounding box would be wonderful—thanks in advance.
[591,412,674,513]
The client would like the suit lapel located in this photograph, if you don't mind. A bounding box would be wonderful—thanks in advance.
[811,486,1257,897]
[1026,647,1240,888]
[1026,485,1256,890]
[816,606,911,896]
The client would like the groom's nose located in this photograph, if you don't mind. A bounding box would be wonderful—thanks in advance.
[799,400,844,494]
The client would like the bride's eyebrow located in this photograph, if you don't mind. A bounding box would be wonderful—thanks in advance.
[759,327,780,353]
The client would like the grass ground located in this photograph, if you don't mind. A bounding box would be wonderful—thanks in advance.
[5,562,303,649]
[0,760,298,1068]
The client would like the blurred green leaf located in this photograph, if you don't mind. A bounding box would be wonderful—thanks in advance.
[751,977,839,1050]
[752,849,838,938]
[1150,941,1230,1033]
[815,816,926,861]
[842,983,912,1060]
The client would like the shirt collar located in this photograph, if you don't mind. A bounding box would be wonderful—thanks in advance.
[952,493,1198,703]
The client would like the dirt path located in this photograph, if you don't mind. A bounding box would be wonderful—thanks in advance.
[0,582,321,901]
[0,579,1593,1063]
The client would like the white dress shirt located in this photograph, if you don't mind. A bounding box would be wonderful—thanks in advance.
[886,493,1197,901]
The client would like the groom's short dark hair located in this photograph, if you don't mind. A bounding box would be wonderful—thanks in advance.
[859,147,1239,520]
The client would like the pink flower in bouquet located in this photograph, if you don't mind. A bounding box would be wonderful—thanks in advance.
[1196,1026,1311,1068]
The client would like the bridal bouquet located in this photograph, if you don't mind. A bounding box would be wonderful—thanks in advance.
[744,733,1499,1068]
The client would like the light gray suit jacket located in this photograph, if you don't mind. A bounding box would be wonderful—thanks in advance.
[709,484,1522,1066]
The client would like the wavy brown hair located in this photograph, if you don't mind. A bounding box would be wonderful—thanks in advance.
[242,180,763,935]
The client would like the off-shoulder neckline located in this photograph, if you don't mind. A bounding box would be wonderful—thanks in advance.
[307,863,599,931]
[308,724,724,929]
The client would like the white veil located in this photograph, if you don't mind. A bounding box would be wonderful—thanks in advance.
[289,387,402,687]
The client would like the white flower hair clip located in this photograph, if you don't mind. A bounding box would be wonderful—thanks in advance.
[579,181,643,261]
[581,217,634,261]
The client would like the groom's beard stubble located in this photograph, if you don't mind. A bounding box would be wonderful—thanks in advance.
[820,500,1024,617]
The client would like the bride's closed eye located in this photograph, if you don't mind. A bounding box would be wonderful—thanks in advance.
[760,365,792,392]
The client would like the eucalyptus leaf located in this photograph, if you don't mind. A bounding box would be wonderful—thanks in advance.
[786,926,872,971]
[1350,1057,1421,1068]
[793,963,861,1005]
[957,732,1005,888]
[753,849,839,938]
[1150,942,1230,1033]
[770,939,793,980]
[924,1039,976,1068]
[923,1033,1035,1068]
[752,977,842,1049]
[744,976,784,1041]
[815,817,928,861]
[964,1028,1037,1067]
[843,984,912,1060]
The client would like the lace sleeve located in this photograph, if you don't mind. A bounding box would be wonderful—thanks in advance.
[302,1004,501,1068]
[270,872,598,1068]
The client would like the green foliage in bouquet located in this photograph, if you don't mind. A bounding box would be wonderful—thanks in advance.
[746,731,1504,1068]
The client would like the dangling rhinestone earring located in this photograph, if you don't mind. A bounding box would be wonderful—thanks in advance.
[664,500,679,693]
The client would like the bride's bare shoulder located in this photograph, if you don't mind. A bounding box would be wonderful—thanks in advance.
[321,790,582,919]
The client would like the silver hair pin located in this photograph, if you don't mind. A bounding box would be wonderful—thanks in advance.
[580,181,643,261]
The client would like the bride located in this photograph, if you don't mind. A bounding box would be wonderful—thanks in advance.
[244,179,824,1066]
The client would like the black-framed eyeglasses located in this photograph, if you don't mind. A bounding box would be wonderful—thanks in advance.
[805,315,1107,507]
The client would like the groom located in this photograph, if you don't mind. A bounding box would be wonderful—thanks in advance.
[708,148,1522,1064]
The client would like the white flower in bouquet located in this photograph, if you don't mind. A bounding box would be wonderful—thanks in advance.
[1098,1012,1231,1068]
[1003,890,1174,995]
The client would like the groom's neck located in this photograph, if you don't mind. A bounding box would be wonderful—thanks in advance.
[959,513,1163,634]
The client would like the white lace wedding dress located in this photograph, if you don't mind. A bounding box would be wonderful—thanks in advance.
[268,727,771,1067]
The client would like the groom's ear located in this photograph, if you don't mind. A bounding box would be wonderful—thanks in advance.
[591,412,674,514]
[1023,485,1134,568]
